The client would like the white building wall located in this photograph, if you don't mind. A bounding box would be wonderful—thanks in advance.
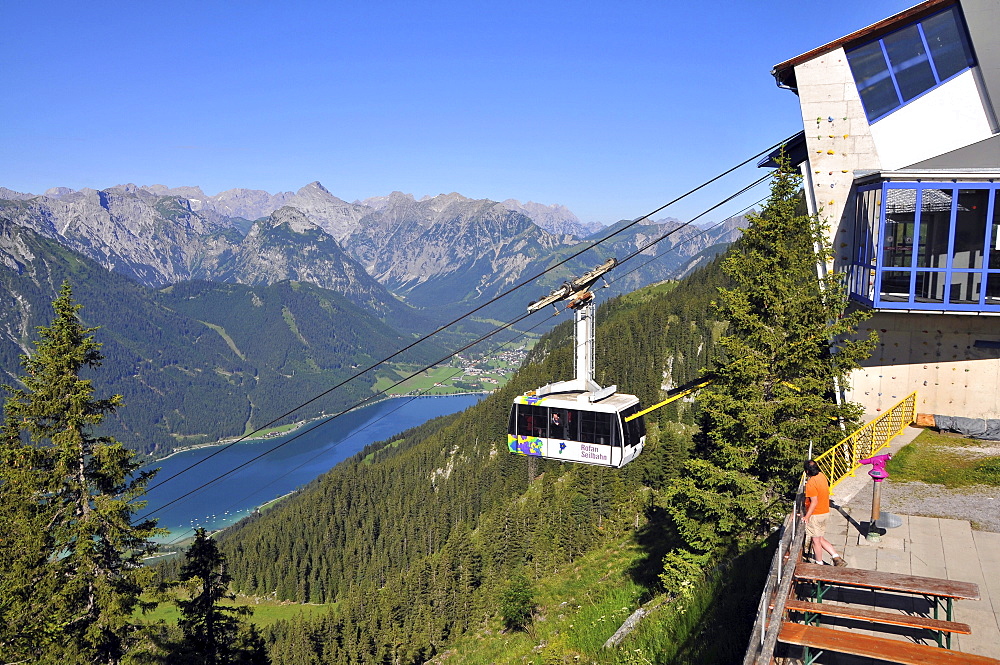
[869,71,994,169]
[790,47,1000,421]
[792,48,879,254]
[849,312,1000,419]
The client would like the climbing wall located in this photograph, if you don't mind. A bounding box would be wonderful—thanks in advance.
[848,311,1000,419]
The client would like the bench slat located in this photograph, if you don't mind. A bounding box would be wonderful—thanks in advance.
[778,622,1000,665]
[794,561,980,600]
[785,599,971,634]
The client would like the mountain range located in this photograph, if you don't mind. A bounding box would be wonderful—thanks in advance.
[0,181,747,455]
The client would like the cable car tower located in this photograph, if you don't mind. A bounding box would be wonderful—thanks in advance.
[508,258,646,468]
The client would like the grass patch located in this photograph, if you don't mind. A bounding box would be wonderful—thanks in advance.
[886,429,1000,488]
[363,439,403,463]
[431,535,769,664]
[137,594,332,629]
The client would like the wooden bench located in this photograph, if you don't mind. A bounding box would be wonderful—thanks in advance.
[785,598,971,641]
[793,562,980,603]
[793,561,980,649]
[778,622,1000,665]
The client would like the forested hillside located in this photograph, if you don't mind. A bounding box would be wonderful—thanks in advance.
[202,166,871,664]
[0,226,442,457]
[211,256,732,663]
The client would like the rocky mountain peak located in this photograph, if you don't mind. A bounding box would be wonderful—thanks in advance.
[43,187,75,199]
[426,192,471,214]
[268,206,321,234]
[0,187,35,201]
[358,191,415,211]
[297,181,334,197]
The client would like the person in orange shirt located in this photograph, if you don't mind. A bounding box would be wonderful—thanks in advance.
[803,459,847,567]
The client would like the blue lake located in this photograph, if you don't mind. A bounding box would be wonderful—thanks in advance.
[137,394,483,542]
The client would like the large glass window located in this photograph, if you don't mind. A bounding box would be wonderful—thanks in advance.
[914,271,946,303]
[580,410,615,446]
[953,189,989,269]
[883,189,916,267]
[619,404,646,449]
[917,189,952,268]
[884,24,936,102]
[851,182,1000,312]
[991,191,1000,270]
[846,6,974,122]
[849,41,900,121]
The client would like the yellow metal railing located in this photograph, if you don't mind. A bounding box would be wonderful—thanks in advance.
[814,391,917,491]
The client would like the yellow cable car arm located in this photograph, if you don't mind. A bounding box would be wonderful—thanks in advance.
[624,378,714,422]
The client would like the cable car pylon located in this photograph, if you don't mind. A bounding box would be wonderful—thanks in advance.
[508,258,647,468]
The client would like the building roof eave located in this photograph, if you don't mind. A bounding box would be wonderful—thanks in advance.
[854,168,1000,185]
[771,0,954,91]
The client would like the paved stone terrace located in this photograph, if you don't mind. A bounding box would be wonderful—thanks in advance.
[799,427,1000,662]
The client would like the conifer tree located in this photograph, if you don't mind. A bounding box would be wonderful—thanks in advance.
[0,281,161,663]
[498,571,534,631]
[176,528,267,665]
[657,158,874,588]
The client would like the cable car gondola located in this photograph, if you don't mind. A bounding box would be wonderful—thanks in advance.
[507,259,646,468]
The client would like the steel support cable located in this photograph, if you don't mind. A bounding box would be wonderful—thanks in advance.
[143,172,785,525]
[143,309,535,517]
[610,196,766,289]
[607,174,771,287]
[144,136,796,494]
[156,312,560,546]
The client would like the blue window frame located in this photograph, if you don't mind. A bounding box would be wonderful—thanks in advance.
[846,5,975,123]
[849,182,1000,312]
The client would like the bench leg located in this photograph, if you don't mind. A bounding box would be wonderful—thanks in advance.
[928,595,954,649]
[802,645,823,665]
[945,598,952,649]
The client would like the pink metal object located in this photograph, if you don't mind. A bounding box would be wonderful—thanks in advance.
[858,453,892,482]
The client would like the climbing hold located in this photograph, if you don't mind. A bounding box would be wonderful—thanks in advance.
[843,134,849,139]
[828,116,834,122]
[827,150,835,154]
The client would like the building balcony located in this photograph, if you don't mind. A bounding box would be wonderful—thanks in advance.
[847,174,1000,313]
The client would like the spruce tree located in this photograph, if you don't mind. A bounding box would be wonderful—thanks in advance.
[176,528,267,665]
[657,158,874,589]
[0,280,161,664]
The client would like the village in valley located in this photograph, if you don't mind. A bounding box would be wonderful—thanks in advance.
[374,345,531,396]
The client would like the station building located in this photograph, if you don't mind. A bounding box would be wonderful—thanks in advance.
[769,0,1000,420]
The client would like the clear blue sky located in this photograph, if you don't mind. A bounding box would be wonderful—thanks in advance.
[2,0,917,224]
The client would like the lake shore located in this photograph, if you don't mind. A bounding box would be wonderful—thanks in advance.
[146,391,491,464]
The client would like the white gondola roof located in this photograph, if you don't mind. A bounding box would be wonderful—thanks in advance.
[513,391,640,412]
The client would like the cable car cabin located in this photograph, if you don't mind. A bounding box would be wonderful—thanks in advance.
[507,392,646,468]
